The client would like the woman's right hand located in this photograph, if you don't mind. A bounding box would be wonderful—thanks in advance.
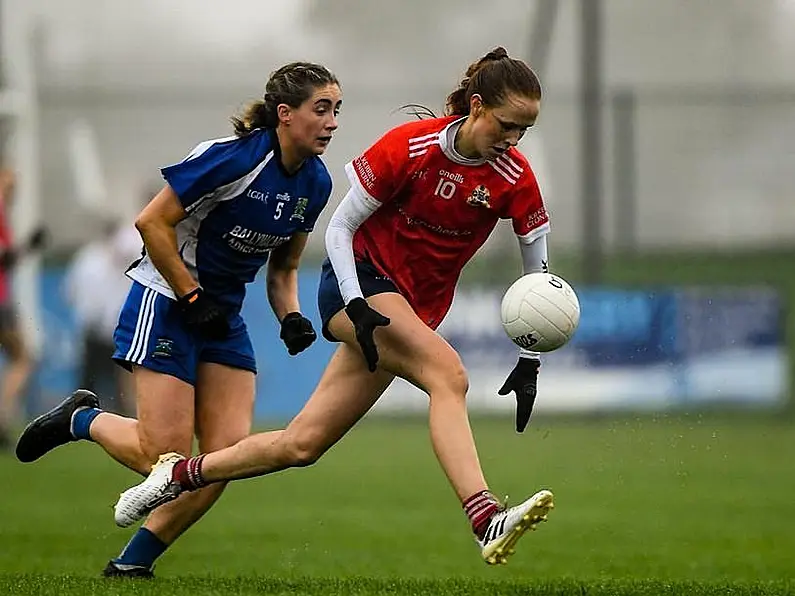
[345,297,390,372]
[177,287,230,340]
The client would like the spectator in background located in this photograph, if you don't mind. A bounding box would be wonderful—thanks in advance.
[63,218,141,416]
[0,168,48,449]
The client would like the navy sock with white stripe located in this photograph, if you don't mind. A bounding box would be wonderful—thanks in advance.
[70,407,101,441]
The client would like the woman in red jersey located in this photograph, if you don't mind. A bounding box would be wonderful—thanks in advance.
[115,47,555,566]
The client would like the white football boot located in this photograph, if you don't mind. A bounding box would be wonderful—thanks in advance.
[478,489,554,565]
[114,452,186,528]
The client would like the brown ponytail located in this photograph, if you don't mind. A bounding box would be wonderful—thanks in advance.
[445,47,541,117]
[232,100,273,136]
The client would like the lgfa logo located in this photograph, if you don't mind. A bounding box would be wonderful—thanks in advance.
[247,189,269,202]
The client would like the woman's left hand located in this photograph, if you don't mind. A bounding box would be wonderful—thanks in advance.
[498,358,541,433]
[280,312,317,355]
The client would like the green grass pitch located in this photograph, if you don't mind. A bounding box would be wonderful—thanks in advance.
[1,414,793,595]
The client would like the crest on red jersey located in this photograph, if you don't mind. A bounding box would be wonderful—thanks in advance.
[466,185,491,208]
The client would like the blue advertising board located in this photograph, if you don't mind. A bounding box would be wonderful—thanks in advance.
[436,285,787,411]
[17,268,789,419]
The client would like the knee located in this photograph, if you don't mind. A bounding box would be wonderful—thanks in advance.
[139,434,191,465]
[432,355,469,399]
[281,432,327,468]
[450,361,470,396]
[138,443,164,467]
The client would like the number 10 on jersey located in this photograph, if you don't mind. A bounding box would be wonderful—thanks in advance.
[434,177,457,200]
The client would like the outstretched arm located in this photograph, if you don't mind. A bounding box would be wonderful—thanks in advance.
[516,233,549,359]
[498,233,550,432]
[519,232,549,275]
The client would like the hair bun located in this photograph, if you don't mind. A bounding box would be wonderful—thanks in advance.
[466,47,510,76]
[484,47,509,61]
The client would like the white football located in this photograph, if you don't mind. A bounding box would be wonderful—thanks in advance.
[500,272,581,352]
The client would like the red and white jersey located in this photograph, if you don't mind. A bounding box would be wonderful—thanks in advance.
[346,116,549,328]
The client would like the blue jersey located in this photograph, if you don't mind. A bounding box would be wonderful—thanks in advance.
[127,129,332,312]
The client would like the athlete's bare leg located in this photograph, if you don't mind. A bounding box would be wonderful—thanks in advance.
[199,342,393,480]
[198,292,486,500]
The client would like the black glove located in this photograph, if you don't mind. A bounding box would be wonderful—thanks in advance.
[345,297,390,372]
[498,358,541,433]
[280,312,317,355]
[177,287,230,340]
[0,249,17,270]
[26,226,48,252]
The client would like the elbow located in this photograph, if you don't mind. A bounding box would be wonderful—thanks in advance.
[278,258,301,275]
[324,214,350,254]
[134,212,152,236]
[324,216,338,252]
[267,256,299,279]
[135,211,167,241]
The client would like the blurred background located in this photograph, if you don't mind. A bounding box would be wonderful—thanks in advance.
[1,0,791,420]
[1,0,794,587]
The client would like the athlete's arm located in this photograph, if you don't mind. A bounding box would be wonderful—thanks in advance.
[266,232,308,321]
[134,185,198,297]
[324,185,382,303]
[519,233,549,275]
[501,169,549,431]
[325,185,390,372]
[516,233,549,359]
[268,232,317,355]
[498,232,549,432]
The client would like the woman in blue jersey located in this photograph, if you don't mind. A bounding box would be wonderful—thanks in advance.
[15,61,342,577]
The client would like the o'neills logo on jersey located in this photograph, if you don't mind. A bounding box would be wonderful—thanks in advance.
[354,156,376,191]
[439,169,464,184]
[225,226,290,254]
[466,185,491,208]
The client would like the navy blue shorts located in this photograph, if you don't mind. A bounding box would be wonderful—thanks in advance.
[317,258,399,342]
[112,281,257,386]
